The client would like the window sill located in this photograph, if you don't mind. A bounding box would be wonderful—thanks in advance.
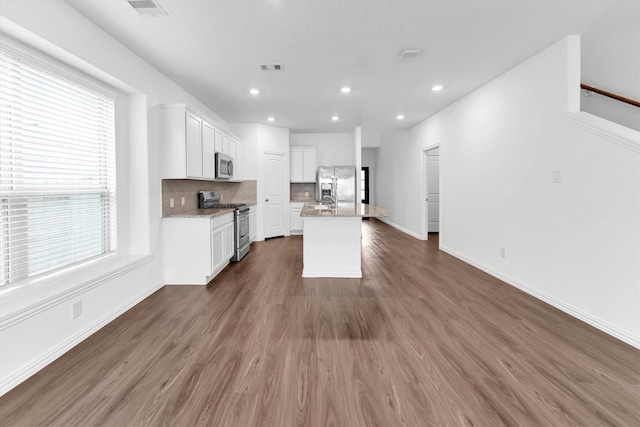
[0,254,152,329]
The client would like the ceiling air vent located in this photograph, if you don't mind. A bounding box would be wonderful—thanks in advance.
[260,63,285,71]
[128,0,168,16]
[400,49,421,60]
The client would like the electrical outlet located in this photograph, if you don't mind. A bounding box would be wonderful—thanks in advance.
[181,197,185,206]
[169,198,175,208]
[73,301,82,319]
[500,247,506,258]
[305,192,309,197]
[220,193,223,201]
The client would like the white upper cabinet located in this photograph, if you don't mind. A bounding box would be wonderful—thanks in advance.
[235,140,244,181]
[185,111,203,178]
[302,148,317,182]
[161,104,243,181]
[202,121,215,179]
[222,132,231,156]
[214,127,223,154]
[291,147,317,182]
[162,104,207,179]
[291,149,303,182]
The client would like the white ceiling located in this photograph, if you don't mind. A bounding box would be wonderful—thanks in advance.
[64,0,637,133]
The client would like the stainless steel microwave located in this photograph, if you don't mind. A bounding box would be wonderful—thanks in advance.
[215,153,234,179]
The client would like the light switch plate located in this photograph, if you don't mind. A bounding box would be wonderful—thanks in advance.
[552,170,561,183]
[170,198,175,208]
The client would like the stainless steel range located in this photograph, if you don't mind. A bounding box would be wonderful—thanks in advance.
[199,191,250,262]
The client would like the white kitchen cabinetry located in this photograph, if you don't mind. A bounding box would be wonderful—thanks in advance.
[214,128,223,154]
[161,104,218,180]
[230,137,243,180]
[202,121,215,179]
[211,224,226,274]
[164,212,234,285]
[185,110,202,178]
[290,202,304,235]
[223,133,231,156]
[213,130,242,180]
[235,140,244,180]
[290,147,317,182]
[224,222,234,260]
[249,205,257,241]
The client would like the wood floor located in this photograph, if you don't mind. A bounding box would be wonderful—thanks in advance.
[1,220,639,426]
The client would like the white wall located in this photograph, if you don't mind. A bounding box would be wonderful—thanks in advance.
[0,0,233,395]
[376,129,423,238]
[581,9,640,131]
[362,130,381,148]
[377,36,640,348]
[352,127,362,202]
[290,133,354,166]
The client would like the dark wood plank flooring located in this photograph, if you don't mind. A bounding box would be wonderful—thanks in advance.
[1,220,639,426]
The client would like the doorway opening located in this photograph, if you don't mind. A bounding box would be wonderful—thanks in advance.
[262,151,286,239]
[422,144,440,241]
[361,167,370,221]
[361,167,370,204]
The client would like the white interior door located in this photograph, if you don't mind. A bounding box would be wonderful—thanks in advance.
[263,152,285,238]
[426,147,440,233]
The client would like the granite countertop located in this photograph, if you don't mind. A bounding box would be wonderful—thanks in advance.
[300,202,390,218]
[164,202,257,218]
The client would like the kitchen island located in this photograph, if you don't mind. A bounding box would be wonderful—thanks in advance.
[300,202,389,278]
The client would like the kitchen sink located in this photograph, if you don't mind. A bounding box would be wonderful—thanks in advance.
[310,204,336,210]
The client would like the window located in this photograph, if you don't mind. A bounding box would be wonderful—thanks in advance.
[0,45,117,287]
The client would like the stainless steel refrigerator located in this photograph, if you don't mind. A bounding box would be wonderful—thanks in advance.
[316,166,356,203]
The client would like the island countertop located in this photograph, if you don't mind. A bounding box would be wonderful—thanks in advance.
[300,202,390,218]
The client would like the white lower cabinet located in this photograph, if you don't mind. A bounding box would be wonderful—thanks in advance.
[164,212,234,285]
[224,222,235,260]
[290,202,304,235]
[211,224,226,275]
[249,206,257,241]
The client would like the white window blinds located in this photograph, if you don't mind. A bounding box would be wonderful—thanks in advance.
[0,45,117,287]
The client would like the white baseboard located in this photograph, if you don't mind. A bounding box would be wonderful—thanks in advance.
[0,280,164,397]
[377,218,422,240]
[440,245,640,350]
[302,270,362,278]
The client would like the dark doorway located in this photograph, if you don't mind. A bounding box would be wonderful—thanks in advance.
[361,167,370,204]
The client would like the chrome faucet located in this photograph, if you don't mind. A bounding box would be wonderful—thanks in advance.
[327,176,337,205]
[327,191,337,205]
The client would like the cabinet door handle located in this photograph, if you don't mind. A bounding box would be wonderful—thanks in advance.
[265,199,269,202]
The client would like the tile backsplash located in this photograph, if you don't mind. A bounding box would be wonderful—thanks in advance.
[290,183,316,201]
[162,179,257,215]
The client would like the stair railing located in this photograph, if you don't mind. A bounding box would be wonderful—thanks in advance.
[581,83,640,108]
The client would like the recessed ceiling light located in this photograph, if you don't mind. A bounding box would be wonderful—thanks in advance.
[267,117,275,122]
[432,85,443,92]
[340,87,351,94]
[331,116,339,121]
[396,114,405,120]
[249,88,260,95]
